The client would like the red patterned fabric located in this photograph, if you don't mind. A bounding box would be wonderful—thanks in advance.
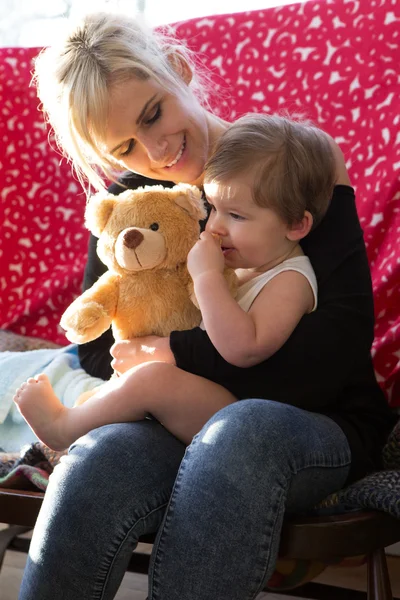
[0,46,87,344]
[1,0,399,404]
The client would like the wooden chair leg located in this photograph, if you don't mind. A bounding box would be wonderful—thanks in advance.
[367,548,393,600]
[0,525,31,572]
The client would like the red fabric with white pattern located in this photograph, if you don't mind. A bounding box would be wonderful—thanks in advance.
[0,0,399,404]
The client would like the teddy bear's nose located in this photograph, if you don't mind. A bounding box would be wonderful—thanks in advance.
[123,229,144,249]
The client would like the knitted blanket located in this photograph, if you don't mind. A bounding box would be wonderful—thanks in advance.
[316,417,400,519]
[0,442,66,491]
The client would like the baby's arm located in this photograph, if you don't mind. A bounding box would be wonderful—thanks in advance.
[195,269,314,368]
[188,232,314,368]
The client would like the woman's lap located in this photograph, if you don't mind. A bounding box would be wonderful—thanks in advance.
[19,399,351,600]
[19,420,186,600]
[149,400,351,600]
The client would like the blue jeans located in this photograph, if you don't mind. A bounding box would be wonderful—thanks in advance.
[19,399,351,600]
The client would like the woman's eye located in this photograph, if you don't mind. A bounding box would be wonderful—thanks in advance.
[120,139,135,157]
[145,103,162,125]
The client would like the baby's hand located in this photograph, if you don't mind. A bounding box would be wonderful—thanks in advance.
[187,231,225,280]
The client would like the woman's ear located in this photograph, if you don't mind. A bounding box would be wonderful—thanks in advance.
[286,210,313,241]
[167,52,193,85]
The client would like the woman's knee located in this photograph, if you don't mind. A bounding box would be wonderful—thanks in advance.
[69,420,159,465]
[196,399,350,475]
[199,398,300,447]
[50,421,185,504]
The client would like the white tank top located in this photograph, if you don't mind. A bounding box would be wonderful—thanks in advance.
[200,255,317,330]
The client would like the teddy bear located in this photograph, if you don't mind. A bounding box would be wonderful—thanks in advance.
[60,183,237,347]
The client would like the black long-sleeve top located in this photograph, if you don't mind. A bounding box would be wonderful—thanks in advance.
[78,172,396,484]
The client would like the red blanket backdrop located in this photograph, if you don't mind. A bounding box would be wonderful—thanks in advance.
[0,0,399,404]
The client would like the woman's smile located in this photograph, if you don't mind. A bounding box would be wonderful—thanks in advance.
[164,137,187,171]
[106,77,227,185]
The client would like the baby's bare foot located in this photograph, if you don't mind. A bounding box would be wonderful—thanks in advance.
[13,374,73,451]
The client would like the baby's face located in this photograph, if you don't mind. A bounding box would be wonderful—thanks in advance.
[204,175,295,272]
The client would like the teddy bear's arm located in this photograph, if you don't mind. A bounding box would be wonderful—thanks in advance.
[60,272,120,344]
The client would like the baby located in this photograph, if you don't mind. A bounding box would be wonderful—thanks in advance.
[13,114,336,450]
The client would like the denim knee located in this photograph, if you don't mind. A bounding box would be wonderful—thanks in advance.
[198,399,296,448]
[196,399,349,474]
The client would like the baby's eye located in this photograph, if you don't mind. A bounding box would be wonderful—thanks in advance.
[150,222,159,231]
[230,212,244,221]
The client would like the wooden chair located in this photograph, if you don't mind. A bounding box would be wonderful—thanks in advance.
[1,487,400,599]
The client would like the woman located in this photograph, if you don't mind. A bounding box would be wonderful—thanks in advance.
[19,12,395,600]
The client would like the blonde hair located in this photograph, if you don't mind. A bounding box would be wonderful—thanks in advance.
[204,114,336,227]
[33,12,210,191]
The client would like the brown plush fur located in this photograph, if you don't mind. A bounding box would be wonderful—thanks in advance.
[61,184,236,344]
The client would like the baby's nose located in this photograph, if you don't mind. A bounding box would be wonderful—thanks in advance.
[207,217,225,235]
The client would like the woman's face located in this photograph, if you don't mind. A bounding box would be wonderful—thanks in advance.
[105,76,223,185]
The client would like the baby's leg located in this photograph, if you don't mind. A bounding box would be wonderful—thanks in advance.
[14,363,236,450]
[67,361,237,445]
[13,370,150,451]
[100,361,237,444]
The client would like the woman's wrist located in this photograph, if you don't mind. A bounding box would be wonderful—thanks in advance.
[110,335,176,373]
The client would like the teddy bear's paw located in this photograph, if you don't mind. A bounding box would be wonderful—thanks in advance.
[60,301,112,343]
[224,268,239,299]
[189,292,200,310]
[186,279,200,310]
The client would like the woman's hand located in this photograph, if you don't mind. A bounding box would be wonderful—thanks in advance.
[187,231,225,281]
[110,336,176,375]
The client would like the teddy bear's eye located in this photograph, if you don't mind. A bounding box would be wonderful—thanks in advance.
[150,223,159,231]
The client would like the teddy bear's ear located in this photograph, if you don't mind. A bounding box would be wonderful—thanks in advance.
[84,190,116,237]
[172,184,207,221]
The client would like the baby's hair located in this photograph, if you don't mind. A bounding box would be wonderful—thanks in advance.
[32,12,212,191]
[204,114,336,228]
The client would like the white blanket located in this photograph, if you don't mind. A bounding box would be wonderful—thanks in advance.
[0,345,104,451]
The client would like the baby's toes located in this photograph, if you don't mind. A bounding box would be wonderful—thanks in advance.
[27,377,37,385]
[13,384,26,402]
[35,373,50,384]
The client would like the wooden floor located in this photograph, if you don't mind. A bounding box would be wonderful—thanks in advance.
[0,547,295,600]
[1,527,400,600]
